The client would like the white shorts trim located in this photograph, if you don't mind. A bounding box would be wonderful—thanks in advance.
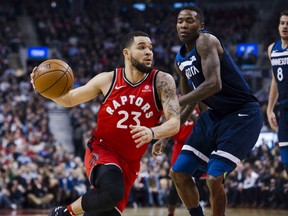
[211,150,240,164]
[182,145,209,163]
[279,142,288,147]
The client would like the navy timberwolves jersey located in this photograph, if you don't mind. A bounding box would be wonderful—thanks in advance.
[270,40,288,108]
[175,30,258,115]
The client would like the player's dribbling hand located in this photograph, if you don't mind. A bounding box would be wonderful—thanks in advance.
[30,66,37,89]
[152,138,168,157]
[130,125,153,148]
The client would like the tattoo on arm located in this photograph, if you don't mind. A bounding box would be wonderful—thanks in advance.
[157,73,180,118]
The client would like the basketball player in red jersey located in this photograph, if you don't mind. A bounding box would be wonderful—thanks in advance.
[30,31,180,216]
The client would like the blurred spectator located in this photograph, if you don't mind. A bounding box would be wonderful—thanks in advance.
[7,179,26,209]
[26,176,54,208]
[242,166,259,207]
[0,189,17,210]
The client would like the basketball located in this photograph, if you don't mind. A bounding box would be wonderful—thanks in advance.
[33,59,74,99]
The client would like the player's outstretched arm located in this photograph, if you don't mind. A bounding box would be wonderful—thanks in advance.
[52,72,113,107]
[31,67,114,107]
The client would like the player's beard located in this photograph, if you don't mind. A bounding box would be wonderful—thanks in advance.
[131,56,153,74]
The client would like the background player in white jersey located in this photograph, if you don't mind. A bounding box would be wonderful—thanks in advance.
[267,10,288,174]
[31,31,180,216]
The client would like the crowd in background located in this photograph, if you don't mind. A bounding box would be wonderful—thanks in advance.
[0,0,288,211]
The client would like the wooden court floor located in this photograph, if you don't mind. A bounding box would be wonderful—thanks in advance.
[0,207,287,216]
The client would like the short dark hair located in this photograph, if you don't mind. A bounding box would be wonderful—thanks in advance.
[178,6,204,23]
[120,31,150,50]
[281,10,288,17]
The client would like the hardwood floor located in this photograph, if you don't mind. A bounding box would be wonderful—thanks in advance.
[0,207,287,216]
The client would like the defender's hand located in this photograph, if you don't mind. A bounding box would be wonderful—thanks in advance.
[152,138,169,157]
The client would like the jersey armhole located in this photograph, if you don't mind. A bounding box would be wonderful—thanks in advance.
[102,69,117,103]
[270,42,277,55]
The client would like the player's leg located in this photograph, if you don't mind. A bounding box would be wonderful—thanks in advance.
[170,159,199,209]
[170,113,212,216]
[167,181,179,216]
[167,142,182,216]
[278,108,288,174]
[207,103,263,216]
[205,165,227,216]
[49,164,124,216]
[81,164,124,212]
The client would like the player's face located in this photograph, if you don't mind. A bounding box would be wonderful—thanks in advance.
[279,15,288,40]
[176,10,204,43]
[130,36,153,73]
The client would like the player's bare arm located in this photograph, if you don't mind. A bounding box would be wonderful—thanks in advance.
[266,43,279,131]
[150,72,180,155]
[178,33,222,106]
[131,72,180,148]
[157,72,180,120]
[52,71,114,107]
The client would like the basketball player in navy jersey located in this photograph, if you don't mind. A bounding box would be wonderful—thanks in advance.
[31,31,180,216]
[153,6,263,216]
[267,10,288,175]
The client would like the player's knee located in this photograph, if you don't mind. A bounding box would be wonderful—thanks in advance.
[169,169,178,181]
[100,166,125,205]
[108,179,125,204]
[170,169,190,185]
[206,174,223,190]
[82,165,124,211]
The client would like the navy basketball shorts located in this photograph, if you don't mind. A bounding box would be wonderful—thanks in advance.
[278,108,288,164]
[172,102,263,178]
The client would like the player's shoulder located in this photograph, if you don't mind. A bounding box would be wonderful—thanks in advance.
[267,42,276,58]
[155,71,176,92]
[268,42,276,51]
[197,32,221,51]
[156,71,174,82]
[198,32,219,43]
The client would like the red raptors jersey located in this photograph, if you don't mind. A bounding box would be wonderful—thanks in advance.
[93,68,163,161]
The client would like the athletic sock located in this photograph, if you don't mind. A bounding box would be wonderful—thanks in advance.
[188,204,204,216]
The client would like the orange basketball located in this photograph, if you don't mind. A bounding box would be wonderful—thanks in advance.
[33,59,74,99]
